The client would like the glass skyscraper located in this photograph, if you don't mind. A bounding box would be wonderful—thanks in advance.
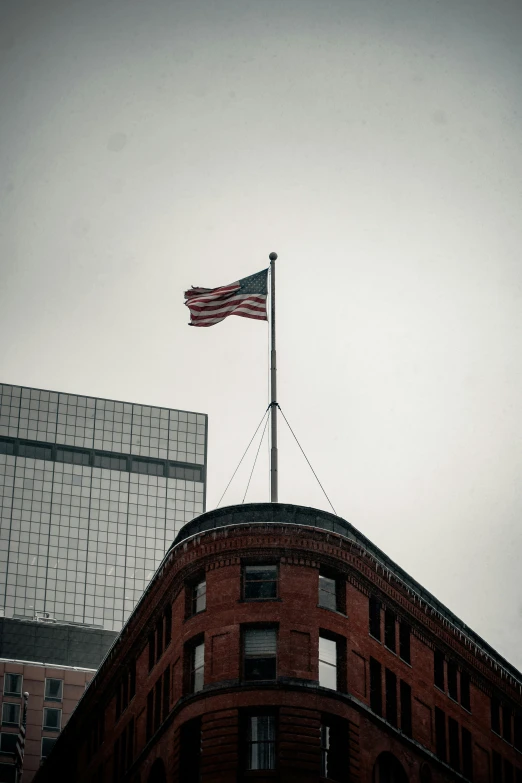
[0,383,207,632]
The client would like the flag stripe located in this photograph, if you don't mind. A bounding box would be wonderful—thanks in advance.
[184,269,268,327]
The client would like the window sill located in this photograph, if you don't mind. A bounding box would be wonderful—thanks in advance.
[384,644,397,656]
[369,633,382,644]
[42,727,60,733]
[1,723,19,728]
[3,693,21,699]
[238,598,282,603]
[317,605,347,618]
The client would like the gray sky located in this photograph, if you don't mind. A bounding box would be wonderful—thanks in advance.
[1,0,522,669]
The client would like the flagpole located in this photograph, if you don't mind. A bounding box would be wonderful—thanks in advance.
[269,252,278,502]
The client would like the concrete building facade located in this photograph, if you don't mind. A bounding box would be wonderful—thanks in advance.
[32,503,522,783]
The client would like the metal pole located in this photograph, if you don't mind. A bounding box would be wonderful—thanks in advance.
[269,252,278,502]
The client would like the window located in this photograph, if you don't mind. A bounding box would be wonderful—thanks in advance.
[400,681,412,738]
[384,610,396,653]
[370,658,382,716]
[146,691,153,741]
[93,453,127,471]
[435,707,446,761]
[148,631,156,671]
[244,628,277,681]
[503,706,512,744]
[156,616,164,660]
[131,457,164,476]
[190,642,205,693]
[460,671,470,711]
[246,714,276,771]
[154,679,162,734]
[3,674,22,697]
[505,760,514,783]
[162,666,171,722]
[399,622,411,664]
[0,732,17,755]
[43,707,61,731]
[369,596,381,641]
[165,606,172,648]
[492,752,502,783]
[385,669,397,726]
[56,447,90,466]
[191,579,206,615]
[462,727,473,781]
[0,763,16,783]
[1,704,19,727]
[491,698,501,734]
[41,738,57,760]
[320,717,346,781]
[0,438,15,455]
[180,718,201,783]
[45,678,63,702]
[319,575,337,611]
[448,717,460,771]
[514,712,522,752]
[448,660,458,700]
[319,637,338,690]
[434,650,445,690]
[243,565,278,600]
[18,442,52,460]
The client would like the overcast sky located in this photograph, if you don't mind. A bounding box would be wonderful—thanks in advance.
[1,0,522,669]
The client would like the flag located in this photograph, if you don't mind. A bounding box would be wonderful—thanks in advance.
[184,268,268,327]
[15,693,28,777]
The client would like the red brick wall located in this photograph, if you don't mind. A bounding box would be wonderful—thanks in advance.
[32,522,522,783]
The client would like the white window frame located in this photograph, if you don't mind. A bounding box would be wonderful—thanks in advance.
[3,673,22,697]
[1,702,20,727]
[44,677,63,702]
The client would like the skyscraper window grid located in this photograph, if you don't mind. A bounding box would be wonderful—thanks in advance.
[0,383,207,631]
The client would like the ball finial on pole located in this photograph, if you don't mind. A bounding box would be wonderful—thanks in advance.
[269,252,278,261]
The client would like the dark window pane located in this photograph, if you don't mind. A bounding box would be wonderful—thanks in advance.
[448,717,460,771]
[503,705,512,743]
[0,732,18,754]
[400,680,412,738]
[435,707,446,761]
[491,698,501,734]
[385,669,397,727]
[3,674,21,696]
[462,727,473,781]
[0,439,14,455]
[247,715,276,770]
[434,650,445,690]
[180,718,201,783]
[94,453,128,471]
[18,443,52,460]
[514,712,522,752]
[370,658,382,716]
[56,448,90,466]
[244,565,278,600]
[369,596,381,641]
[131,458,164,477]
[319,575,337,611]
[43,708,61,730]
[154,680,162,732]
[460,671,471,711]
[129,660,136,700]
[244,628,277,681]
[148,632,155,672]
[505,760,514,783]
[164,606,172,647]
[384,610,396,652]
[41,737,57,759]
[156,617,164,662]
[146,691,153,741]
[399,622,411,664]
[162,667,170,722]
[320,717,346,782]
[492,752,502,783]
[448,660,458,700]
[45,678,63,701]
[1,703,20,726]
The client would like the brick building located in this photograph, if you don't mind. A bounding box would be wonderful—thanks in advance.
[32,503,522,783]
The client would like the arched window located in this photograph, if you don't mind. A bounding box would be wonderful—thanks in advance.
[148,758,167,783]
[373,752,409,783]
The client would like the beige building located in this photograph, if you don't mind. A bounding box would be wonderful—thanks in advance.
[0,659,93,782]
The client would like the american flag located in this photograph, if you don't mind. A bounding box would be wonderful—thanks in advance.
[184,268,268,327]
[15,693,28,777]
